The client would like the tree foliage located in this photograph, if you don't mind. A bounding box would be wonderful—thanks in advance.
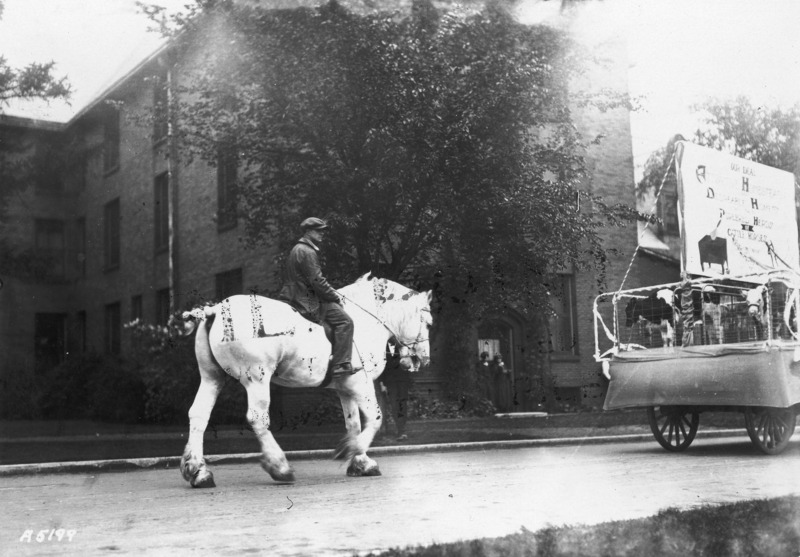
[0,0,70,109]
[639,97,800,204]
[692,96,800,175]
[159,0,633,320]
[0,57,71,106]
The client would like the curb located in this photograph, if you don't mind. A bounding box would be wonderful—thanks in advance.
[0,428,750,477]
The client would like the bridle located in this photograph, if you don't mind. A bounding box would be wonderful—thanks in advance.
[339,292,430,353]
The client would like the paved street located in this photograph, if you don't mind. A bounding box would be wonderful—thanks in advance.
[3,436,800,556]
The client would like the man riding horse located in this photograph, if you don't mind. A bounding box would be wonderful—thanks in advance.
[279,217,361,377]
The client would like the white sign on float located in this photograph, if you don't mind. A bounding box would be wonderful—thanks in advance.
[675,141,799,277]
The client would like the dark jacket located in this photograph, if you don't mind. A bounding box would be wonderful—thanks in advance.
[279,236,340,317]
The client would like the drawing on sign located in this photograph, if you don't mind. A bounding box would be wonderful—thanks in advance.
[675,142,799,277]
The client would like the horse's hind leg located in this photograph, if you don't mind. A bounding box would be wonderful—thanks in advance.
[245,380,295,483]
[181,369,224,488]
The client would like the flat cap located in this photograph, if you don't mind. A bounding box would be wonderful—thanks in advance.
[300,217,328,230]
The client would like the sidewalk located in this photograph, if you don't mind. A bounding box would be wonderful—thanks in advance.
[0,410,751,474]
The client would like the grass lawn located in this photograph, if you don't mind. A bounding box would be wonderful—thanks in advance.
[366,495,800,556]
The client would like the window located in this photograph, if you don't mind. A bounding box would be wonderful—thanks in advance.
[217,142,238,231]
[70,152,87,192]
[103,105,120,173]
[154,172,169,252]
[548,273,578,356]
[153,71,169,143]
[104,302,121,355]
[658,190,680,237]
[216,268,243,301]
[131,295,143,322]
[35,144,64,194]
[74,217,86,278]
[156,288,172,326]
[35,219,65,279]
[104,198,120,270]
[74,311,87,354]
[34,313,66,373]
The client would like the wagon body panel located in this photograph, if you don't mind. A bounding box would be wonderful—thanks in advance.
[603,343,800,410]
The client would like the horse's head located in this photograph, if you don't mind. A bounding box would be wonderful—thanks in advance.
[390,289,433,372]
[341,276,433,371]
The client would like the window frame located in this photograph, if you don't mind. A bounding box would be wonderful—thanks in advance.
[104,198,121,272]
[104,302,121,355]
[74,217,86,278]
[156,288,172,326]
[548,272,579,358]
[34,312,67,373]
[34,218,66,280]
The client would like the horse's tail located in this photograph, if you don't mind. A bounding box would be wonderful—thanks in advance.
[179,305,217,336]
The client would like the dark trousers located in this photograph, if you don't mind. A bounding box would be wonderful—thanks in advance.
[385,380,410,435]
[319,302,354,367]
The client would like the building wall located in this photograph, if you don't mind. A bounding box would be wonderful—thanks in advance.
[548,28,681,408]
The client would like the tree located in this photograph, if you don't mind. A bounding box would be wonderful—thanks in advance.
[152,0,635,397]
[693,96,800,176]
[638,97,800,240]
[0,0,71,109]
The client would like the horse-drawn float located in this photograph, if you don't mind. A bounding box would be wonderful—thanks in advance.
[594,141,800,455]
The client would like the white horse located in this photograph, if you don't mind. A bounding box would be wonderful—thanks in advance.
[178,273,432,487]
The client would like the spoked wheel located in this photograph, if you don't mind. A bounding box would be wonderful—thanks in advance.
[647,406,700,452]
[744,406,796,455]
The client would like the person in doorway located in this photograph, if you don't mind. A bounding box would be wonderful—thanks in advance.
[279,217,360,377]
[379,341,412,440]
[490,353,513,412]
[477,351,493,401]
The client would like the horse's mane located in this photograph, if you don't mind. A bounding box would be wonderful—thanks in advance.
[341,273,419,306]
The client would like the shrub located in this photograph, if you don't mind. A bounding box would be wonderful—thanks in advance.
[0,366,43,420]
[38,352,146,423]
[127,319,247,425]
[272,389,344,430]
[409,392,496,419]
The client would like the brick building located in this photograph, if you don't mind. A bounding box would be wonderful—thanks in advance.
[0,5,677,417]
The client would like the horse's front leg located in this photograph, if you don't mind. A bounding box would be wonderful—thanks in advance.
[181,374,223,488]
[334,376,383,477]
[245,379,295,483]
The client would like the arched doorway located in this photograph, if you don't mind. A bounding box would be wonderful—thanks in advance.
[477,313,525,412]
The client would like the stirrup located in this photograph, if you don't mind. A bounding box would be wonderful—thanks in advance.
[331,364,362,377]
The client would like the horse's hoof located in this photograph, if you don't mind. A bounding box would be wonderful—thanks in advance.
[191,469,216,488]
[261,457,296,483]
[181,459,197,483]
[346,463,381,477]
[270,470,296,483]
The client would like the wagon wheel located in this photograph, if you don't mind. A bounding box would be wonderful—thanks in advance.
[647,406,699,452]
[744,406,796,455]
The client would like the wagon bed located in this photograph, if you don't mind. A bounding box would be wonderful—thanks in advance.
[595,276,800,455]
[604,342,800,410]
